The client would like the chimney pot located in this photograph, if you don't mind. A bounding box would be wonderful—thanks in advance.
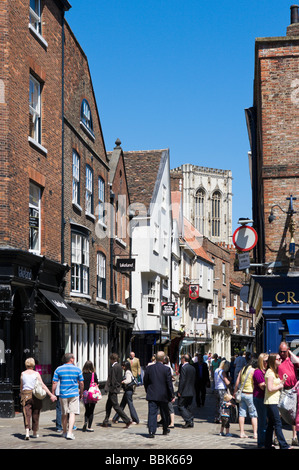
[291,5,299,24]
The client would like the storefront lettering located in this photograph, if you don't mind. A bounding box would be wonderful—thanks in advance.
[275,291,299,304]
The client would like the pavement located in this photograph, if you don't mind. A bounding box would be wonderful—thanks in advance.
[0,383,298,454]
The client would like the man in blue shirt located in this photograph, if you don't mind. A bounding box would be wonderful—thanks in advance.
[52,353,84,440]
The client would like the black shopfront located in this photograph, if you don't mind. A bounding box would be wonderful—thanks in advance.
[0,248,84,418]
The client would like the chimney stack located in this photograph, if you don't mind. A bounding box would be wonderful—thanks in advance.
[287,5,299,36]
[291,5,299,24]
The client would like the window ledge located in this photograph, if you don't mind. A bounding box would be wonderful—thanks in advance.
[115,237,127,248]
[96,297,108,305]
[80,121,95,141]
[97,220,108,231]
[86,212,96,221]
[28,136,47,155]
[72,202,82,212]
[28,23,48,49]
[70,292,91,300]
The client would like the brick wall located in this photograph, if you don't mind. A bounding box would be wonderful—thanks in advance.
[63,21,110,305]
[254,37,299,268]
[2,0,64,262]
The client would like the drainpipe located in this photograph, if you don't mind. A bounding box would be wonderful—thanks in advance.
[61,12,65,264]
[110,186,115,304]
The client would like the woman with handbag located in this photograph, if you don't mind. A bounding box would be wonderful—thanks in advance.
[20,357,57,440]
[214,360,231,424]
[233,356,258,439]
[264,353,291,449]
[112,361,139,424]
[82,361,100,432]
[253,353,268,448]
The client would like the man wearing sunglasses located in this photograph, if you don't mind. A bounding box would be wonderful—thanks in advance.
[278,342,299,446]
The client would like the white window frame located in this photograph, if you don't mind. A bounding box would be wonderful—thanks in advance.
[72,150,80,207]
[85,165,93,216]
[71,233,89,295]
[29,0,41,35]
[29,75,41,144]
[29,182,41,254]
[97,252,106,300]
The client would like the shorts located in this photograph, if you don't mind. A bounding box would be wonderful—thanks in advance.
[239,393,257,418]
[60,396,80,415]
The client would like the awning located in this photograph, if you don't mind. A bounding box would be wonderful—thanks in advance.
[39,289,85,325]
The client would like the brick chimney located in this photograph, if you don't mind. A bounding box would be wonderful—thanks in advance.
[287,5,299,36]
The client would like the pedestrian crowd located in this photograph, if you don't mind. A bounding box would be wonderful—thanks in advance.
[18,343,299,448]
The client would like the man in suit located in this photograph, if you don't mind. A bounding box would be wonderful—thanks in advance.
[194,353,210,407]
[101,353,132,428]
[128,352,141,381]
[178,354,196,428]
[143,351,175,438]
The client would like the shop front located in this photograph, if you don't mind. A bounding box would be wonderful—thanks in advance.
[0,249,85,418]
[249,274,299,354]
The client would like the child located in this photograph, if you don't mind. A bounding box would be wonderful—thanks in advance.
[219,392,234,436]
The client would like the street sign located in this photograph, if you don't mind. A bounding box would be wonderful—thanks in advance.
[161,302,176,316]
[232,225,258,252]
[238,252,250,270]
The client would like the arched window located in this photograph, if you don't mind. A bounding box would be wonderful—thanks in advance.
[211,191,221,237]
[81,99,93,134]
[195,188,205,233]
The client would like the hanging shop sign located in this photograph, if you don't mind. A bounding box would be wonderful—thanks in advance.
[116,258,135,272]
[161,301,176,316]
[189,284,199,300]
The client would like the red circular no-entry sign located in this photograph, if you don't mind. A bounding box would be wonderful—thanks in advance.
[232,225,258,252]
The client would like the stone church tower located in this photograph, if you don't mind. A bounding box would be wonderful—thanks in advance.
[171,164,233,245]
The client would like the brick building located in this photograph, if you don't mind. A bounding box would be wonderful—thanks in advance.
[246,6,299,352]
[0,0,72,417]
[0,1,135,417]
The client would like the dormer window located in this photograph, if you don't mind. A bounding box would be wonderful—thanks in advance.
[80,99,94,138]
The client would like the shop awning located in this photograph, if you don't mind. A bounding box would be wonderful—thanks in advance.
[39,289,85,325]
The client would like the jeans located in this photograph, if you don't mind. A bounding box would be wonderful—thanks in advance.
[253,396,267,448]
[56,397,62,430]
[239,393,257,418]
[113,390,139,423]
[265,404,290,449]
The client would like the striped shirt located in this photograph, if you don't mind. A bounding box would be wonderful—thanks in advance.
[53,364,84,398]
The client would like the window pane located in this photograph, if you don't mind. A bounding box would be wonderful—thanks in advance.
[29,182,40,253]
[72,151,80,204]
[29,76,41,143]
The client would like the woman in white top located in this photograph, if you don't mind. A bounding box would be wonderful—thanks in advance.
[20,357,57,440]
[264,353,291,449]
[214,360,230,423]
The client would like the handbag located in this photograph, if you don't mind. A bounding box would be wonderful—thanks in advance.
[235,367,252,403]
[83,373,102,404]
[124,372,138,390]
[278,388,298,425]
[33,375,46,400]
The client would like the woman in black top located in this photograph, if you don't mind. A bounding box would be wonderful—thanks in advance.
[82,361,99,431]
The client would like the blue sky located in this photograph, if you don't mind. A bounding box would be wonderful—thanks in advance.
[66,1,291,231]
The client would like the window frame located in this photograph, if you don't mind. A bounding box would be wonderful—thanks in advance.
[29,74,41,145]
[80,99,94,138]
[97,252,106,300]
[29,181,41,254]
[71,232,90,295]
[85,165,94,216]
[72,150,80,207]
[29,0,41,35]
[211,190,221,237]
